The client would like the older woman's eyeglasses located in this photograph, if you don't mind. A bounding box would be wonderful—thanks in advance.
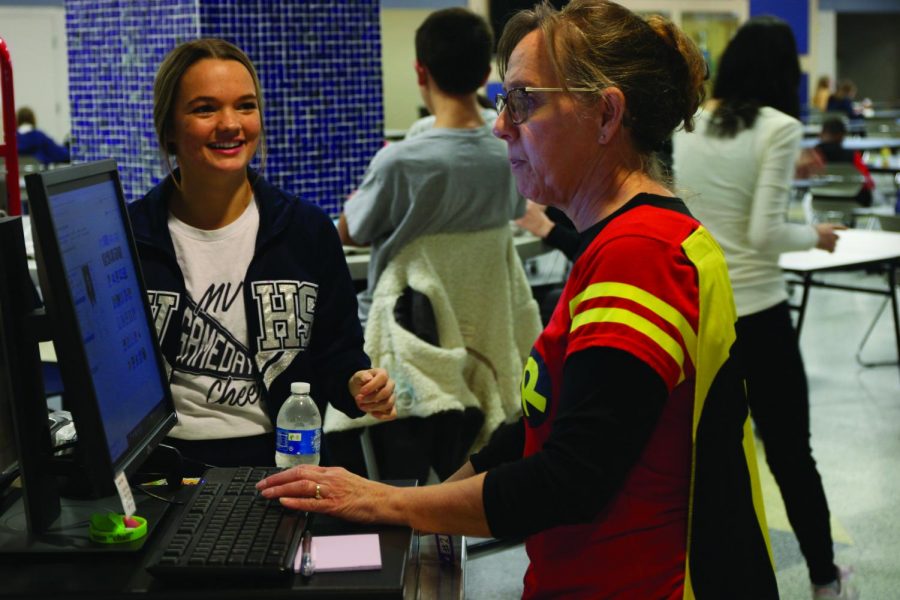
[495,87,595,125]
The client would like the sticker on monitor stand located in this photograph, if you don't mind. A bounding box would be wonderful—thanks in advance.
[114,470,136,517]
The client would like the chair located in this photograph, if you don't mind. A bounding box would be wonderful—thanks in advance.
[806,163,867,226]
[324,226,542,483]
[855,214,900,367]
[877,214,900,232]
[817,161,865,183]
[17,155,42,174]
[864,117,900,137]
[805,111,848,126]
[808,198,862,227]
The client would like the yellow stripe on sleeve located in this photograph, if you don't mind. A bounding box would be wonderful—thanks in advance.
[570,306,686,384]
[569,281,698,368]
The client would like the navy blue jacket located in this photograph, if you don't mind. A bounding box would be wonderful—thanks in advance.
[17,129,70,165]
[128,170,369,424]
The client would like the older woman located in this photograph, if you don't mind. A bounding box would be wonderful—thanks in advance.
[258,2,777,597]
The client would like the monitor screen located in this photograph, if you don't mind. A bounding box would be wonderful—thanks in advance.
[26,159,176,495]
[47,176,165,463]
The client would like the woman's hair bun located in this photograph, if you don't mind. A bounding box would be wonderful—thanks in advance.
[644,14,707,133]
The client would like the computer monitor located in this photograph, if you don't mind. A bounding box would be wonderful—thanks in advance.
[0,214,57,538]
[0,217,34,491]
[0,159,176,553]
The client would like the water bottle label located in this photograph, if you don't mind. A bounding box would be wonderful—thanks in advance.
[275,427,321,455]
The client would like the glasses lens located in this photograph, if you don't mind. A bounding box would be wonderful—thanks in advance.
[508,89,526,124]
[495,93,506,116]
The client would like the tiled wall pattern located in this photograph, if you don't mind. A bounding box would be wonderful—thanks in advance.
[200,2,384,216]
[65,0,383,216]
[65,0,199,204]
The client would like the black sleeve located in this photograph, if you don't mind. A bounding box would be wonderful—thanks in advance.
[470,419,525,473]
[482,346,668,538]
[308,207,370,418]
[544,224,580,261]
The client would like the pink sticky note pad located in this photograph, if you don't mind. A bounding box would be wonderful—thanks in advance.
[295,534,382,573]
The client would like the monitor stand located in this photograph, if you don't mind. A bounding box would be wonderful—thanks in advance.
[0,486,171,554]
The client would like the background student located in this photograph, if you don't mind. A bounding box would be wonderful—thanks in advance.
[815,117,875,207]
[337,7,524,324]
[812,75,832,112]
[329,8,534,483]
[827,79,865,123]
[672,17,855,600]
[16,106,70,165]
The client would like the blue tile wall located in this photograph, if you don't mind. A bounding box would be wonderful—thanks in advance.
[65,0,199,205]
[65,0,383,216]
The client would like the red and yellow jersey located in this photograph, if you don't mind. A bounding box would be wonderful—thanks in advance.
[519,197,776,599]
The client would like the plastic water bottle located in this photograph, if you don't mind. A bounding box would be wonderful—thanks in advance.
[275,382,321,468]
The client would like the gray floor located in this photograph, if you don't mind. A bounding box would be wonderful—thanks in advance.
[466,269,900,599]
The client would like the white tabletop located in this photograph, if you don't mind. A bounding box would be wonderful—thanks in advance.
[870,109,900,119]
[779,228,900,273]
[801,136,900,150]
[802,122,866,136]
[864,153,900,171]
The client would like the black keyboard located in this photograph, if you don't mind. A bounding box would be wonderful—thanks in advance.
[146,466,306,580]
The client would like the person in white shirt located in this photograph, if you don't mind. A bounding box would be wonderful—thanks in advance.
[673,16,855,600]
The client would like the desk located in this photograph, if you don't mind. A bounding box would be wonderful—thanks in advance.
[864,153,900,176]
[0,483,464,599]
[802,122,866,137]
[344,232,550,281]
[870,109,900,120]
[779,229,900,370]
[801,136,900,151]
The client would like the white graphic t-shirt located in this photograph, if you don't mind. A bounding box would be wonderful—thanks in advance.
[166,198,270,440]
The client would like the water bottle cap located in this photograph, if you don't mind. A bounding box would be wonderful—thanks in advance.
[290,382,310,395]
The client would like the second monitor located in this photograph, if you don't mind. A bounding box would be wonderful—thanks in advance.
[0,159,176,552]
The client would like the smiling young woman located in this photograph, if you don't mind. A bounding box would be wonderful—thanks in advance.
[164,57,261,229]
[170,59,260,201]
[126,38,397,475]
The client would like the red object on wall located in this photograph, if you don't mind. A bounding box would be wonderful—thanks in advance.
[0,37,21,216]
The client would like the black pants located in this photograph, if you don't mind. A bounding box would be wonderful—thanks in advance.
[736,302,837,585]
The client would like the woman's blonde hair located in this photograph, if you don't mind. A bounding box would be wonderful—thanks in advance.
[153,38,266,178]
[497,0,706,174]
